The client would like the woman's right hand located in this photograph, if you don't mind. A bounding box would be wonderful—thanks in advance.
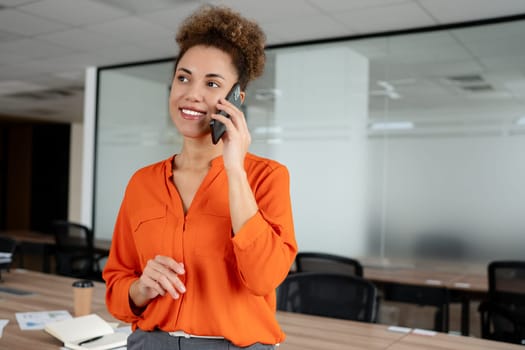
[129,255,186,309]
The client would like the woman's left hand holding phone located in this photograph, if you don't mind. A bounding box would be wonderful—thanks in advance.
[129,255,186,312]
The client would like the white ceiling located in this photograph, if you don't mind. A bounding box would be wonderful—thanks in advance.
[1,0,525,124]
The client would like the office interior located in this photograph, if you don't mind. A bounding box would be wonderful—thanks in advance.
[1,0,525,346]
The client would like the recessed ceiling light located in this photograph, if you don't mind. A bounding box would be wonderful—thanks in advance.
[369,121,414,130]
[255,89,282,101]
[253,126,283,134]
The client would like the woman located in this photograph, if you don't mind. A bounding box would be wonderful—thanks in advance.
[103,5,297,349]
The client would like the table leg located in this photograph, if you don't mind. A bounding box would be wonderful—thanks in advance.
[461,298,470,336]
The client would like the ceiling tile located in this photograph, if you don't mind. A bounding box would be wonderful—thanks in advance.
[0,51,25,64]
[88,44,167,67]
[263,15,355,43]
[1,0,525,124]
[418,0,525,24]
[95,0,189,14]
[38,28,124,51]
[333,2,437,33]
[307,0,412,12]
[18,0,129,26]
[84,16,174,44]
[0,9,69,36]
[0,29,23,42]
[17,57,83,75]
[138,2,206,32]
[208,0,319,23]
[0,0,36,6]
[1,37,77,59]
[0,80,47,95]
[138,39,178,59]
[0,61,41,79]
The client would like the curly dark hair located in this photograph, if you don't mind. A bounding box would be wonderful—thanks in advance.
[174,5,266,90]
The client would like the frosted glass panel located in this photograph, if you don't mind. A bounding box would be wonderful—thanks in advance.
[93,19,525,265]
[254,45,369,258]
[94,62,177,240]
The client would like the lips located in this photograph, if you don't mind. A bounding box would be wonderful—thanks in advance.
[180,108,206,120]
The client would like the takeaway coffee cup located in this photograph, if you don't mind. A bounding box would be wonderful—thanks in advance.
[72,280,94,317]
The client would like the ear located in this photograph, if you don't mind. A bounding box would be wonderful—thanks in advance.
[240,91,246,104]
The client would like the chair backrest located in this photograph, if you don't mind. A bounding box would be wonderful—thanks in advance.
[53,220,94,250]
[52,220,95,278]
[0,236,16,281]
[277,272,377,323]
[382,283,450,332]
[489,260,525,303]
[479,260,525,344]
[0,236,17,276]
[0,236,17,255]
[295,252,364,277]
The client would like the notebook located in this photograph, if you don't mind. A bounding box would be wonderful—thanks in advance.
[44,314,128,350]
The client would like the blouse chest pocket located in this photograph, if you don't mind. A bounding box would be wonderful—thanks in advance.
[131,205,169,260]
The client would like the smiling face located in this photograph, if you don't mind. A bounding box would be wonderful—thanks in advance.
[169,45,240,141]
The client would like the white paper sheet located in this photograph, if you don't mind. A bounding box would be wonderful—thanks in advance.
[0,319,9,337]
[16,310,72,330]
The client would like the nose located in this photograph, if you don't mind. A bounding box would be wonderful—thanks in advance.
[184,83,203,102]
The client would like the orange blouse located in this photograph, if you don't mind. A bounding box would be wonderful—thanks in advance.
[103,153,297,347]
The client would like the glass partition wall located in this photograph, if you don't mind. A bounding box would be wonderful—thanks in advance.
[94,18,525,266]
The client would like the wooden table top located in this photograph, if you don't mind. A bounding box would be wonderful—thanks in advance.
[0,229,112,252]
[276,311,406,350]
[0,269,116,349]
[0,269,519,350]
[1,230,55,245]
[361,257,488,293]
[387,331,521,350]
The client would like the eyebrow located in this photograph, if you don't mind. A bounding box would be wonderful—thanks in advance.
[177,67,225,80]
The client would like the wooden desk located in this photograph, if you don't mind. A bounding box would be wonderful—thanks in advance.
[0,269,116,349]
[0,230,111,252]
[276,311,406,350]
[0,230,111,273]
[1,269,517,350]
[276,311,523,350]
[0,230,55,245]
[362,259,488,336]
[1,230,55,273]
[387,331,521,350]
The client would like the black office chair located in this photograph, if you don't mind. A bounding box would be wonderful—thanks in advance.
[52,220,104,281]
[382,283,450,332]
[0,236,17,281]
[478,260,525,345]
[295,252,364,277]
[277,272,377,323]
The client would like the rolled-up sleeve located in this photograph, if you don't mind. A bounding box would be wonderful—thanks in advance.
[232,165,297,295]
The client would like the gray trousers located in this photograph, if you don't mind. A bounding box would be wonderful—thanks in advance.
[128,329,275,350]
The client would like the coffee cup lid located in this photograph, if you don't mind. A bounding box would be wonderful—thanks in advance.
[72,280,94,288]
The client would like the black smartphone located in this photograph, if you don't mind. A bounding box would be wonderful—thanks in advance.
[210,82,242,144]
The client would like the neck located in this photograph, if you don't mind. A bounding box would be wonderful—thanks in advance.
[176,137,222,170]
